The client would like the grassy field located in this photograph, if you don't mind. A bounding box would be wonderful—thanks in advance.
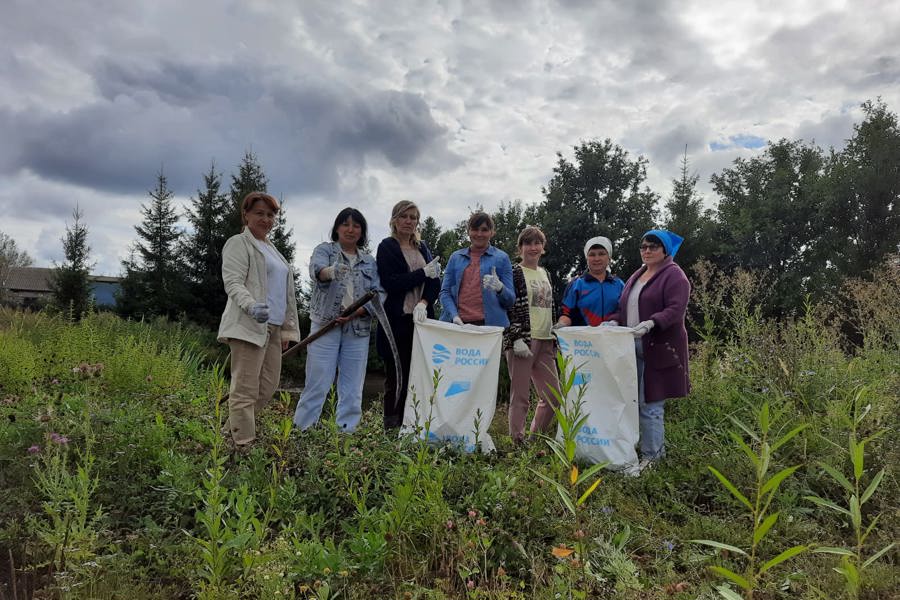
[0,266,897,599]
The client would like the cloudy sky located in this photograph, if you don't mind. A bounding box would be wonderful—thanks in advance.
[2,0,899,276]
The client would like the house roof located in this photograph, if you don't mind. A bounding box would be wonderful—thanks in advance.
[2,267,54,292]
[1,267,123,293]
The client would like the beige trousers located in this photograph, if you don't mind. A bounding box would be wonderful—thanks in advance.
[226,325,282,446]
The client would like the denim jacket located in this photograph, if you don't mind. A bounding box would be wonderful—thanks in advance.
[439,244,515,327]
[309,241,384,337]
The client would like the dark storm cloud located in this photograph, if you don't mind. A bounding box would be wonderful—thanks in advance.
[0,57,460,198]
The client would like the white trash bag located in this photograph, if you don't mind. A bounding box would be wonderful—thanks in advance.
[402,319,504,453]
[554,326,639,473]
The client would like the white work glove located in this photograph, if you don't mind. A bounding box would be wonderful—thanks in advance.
[601,320,619,327]
[248,303,270,323]
[632,320,655,337]
[482,267,504,293]
[452,316,464,326]
[412,303,428,323]
[423,257,441,279]
[512,339,533,358]
[319,257,350,281]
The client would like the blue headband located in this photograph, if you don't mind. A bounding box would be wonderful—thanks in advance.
[643,229,684,258]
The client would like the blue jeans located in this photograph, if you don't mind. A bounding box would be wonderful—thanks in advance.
[635,339,666,460]
[293,320,370,432]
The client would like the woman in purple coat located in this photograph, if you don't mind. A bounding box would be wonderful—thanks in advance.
[606,230,690,467]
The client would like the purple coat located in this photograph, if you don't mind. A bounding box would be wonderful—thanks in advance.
[609,257,690,403]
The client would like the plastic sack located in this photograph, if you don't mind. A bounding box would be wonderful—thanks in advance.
[402,319,504,452]
[554,326,639,472]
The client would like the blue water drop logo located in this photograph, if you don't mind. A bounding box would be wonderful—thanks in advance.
[557,337,570,353]
[445,381,471,397]
[432,343,452,365]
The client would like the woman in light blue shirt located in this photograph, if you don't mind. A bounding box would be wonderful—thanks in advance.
[293,208,383,433]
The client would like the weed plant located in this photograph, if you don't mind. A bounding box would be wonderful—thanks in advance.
[0,265,898,599]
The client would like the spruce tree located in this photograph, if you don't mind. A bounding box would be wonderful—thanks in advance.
[50,206,93,320]
[119,170,188,319]
[228,150,269,237]
[663,149,716,276]
[183,161,230,326]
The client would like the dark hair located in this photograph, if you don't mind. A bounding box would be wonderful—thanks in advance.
[467,211,494,231]
[330,207,368,248]
[641,234,666,254]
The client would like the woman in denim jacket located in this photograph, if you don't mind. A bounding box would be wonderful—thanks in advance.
[293,208,384,433]
[439,211,515,327]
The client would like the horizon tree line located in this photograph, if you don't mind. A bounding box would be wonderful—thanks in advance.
[5,98,897,326]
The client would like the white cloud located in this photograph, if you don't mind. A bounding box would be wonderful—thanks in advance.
[1,0,899,278]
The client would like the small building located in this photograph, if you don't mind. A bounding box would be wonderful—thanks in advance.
[0,267,122,309]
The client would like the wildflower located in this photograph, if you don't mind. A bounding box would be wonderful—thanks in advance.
[446,520,455,530]
[27,445,41,454]
[476,518,486,526]
[467,579,475,589]
[338,570,348,577]
[601,506,614,514]
[49,433,69,445]
[323,567,331,575]
[468,509,477,518]
[663,540,675,552]
[573,529,585,539]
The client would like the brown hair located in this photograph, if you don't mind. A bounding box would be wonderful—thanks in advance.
[389,200,421,244]
[467,211,494,231]
[517,226,546,249]
[241,192,280,225]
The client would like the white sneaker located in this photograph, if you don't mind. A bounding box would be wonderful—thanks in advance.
[638,458,655,473]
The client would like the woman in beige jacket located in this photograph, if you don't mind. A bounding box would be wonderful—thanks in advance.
[217,191,301,450]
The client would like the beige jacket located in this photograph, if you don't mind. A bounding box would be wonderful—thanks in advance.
[217,228,302,347]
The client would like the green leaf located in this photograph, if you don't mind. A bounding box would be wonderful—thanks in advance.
[758,442,771,479]
[729,431,760,469]
[761,465,799,497]
[804,495,852,517]
[837,556,860,586]
[758,544,807,574]
[759,401,770,434]
[690,539,747,556]
[771,424,809,453]
[850,495,862,532]
[861,514,881,544]
[817,461,854,494]
[812,546,855,556]
[753,512,779,546]
[728,415,760,442]
[708,466,753,511]
[862,541,896,569]
[574,462,607,486]
[851,439,864,481]
[715,584,746,600]
[531,469,576,516]
[710,566,752,591]
[555,485,577,516]
[860,468,884,505]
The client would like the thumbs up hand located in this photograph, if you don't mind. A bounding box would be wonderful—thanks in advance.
[482,266,504,292]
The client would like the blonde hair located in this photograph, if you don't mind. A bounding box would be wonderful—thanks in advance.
[389,200,421,244]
